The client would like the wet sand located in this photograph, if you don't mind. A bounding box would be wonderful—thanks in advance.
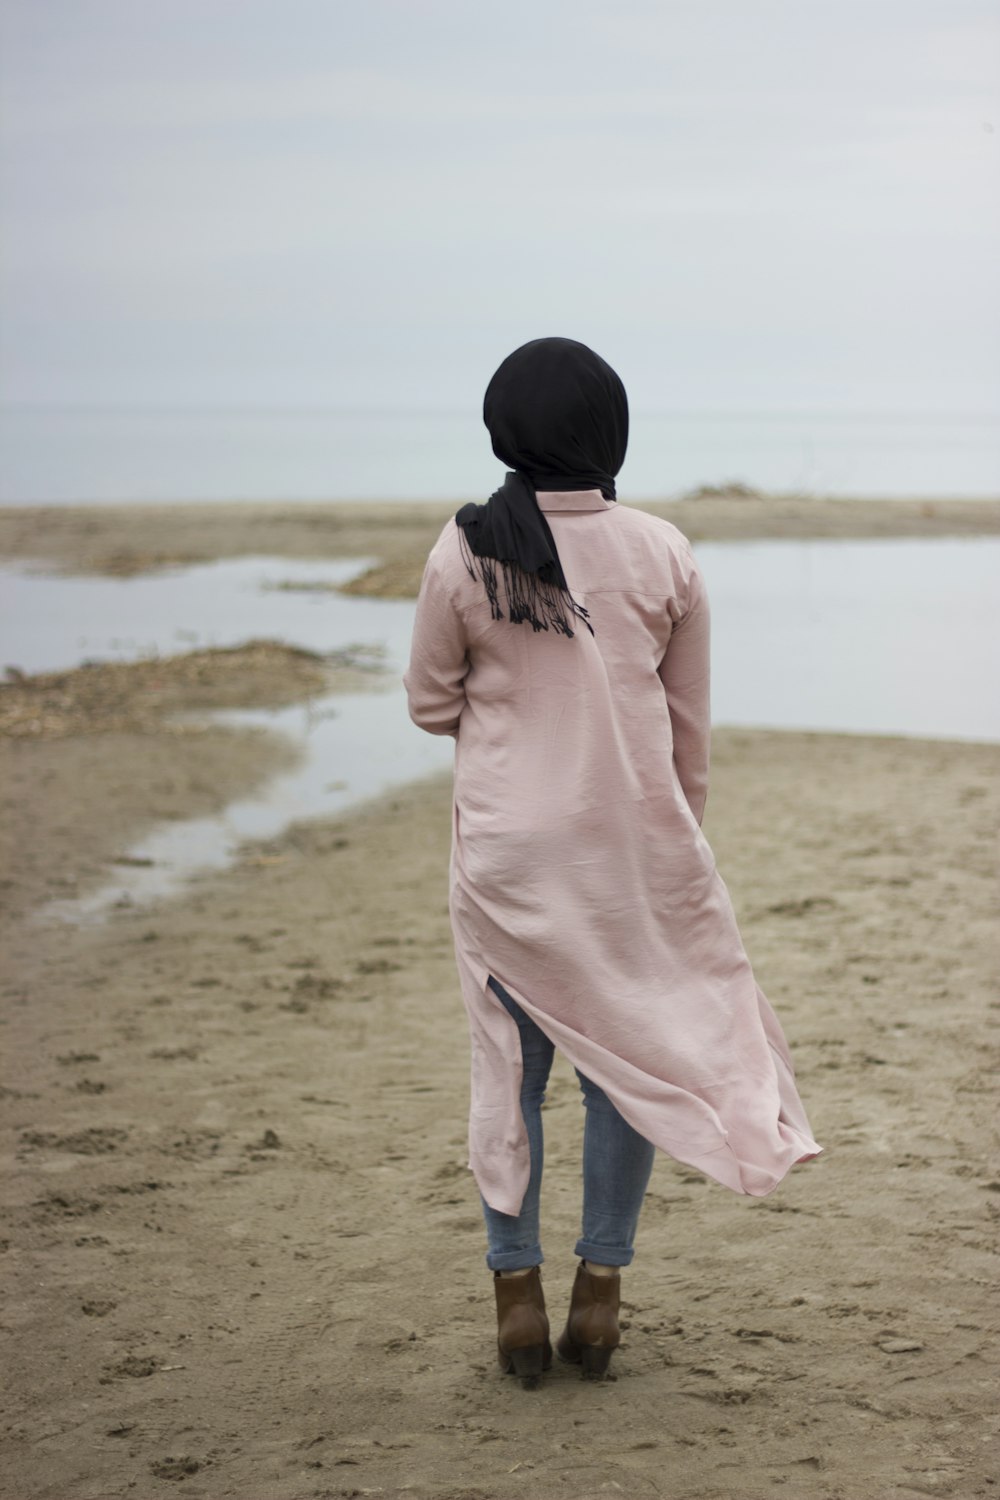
[1,500,999,1498]
[0,643,383,921]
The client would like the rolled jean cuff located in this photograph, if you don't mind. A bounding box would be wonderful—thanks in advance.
[574,1238,635,1268]
[486,1245,544,1272]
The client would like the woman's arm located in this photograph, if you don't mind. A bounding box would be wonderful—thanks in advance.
[404,547,469,737]
[657,557,711,825]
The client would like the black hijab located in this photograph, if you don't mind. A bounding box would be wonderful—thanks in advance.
[455,337,628,636]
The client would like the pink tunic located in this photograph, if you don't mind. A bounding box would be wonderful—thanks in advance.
[404,490,821,1215]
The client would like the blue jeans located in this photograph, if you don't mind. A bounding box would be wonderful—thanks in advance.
[481,976,656,1272]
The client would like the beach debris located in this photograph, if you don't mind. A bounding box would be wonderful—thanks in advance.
[106,1354,159,1379]
[876,1337,924,1353]
[243,1127,282,1160]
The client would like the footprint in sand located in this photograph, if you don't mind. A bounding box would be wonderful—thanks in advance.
[149,1456,202,1480]
[101,1353,159,1382]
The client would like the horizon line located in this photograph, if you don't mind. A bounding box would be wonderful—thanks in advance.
[1,402,997,425]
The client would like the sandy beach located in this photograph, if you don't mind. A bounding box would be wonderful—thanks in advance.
[2,497,999,1500]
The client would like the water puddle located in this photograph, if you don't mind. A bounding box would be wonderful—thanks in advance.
[4,536,997,922]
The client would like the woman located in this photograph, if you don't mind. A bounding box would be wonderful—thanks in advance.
[404,337,820,1388]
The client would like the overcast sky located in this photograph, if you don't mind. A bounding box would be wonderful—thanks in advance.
[1,0,997,414]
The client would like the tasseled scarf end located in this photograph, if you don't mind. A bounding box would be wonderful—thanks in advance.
[457,526,593,637]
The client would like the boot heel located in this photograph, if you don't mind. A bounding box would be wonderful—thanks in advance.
[509,1343,546,1389]
[580,1342,614,1379]
[555,1329,581,1365]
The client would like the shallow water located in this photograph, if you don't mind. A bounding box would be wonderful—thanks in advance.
[1,555,392,673]
[5,537,997,919]
[698,536,999,743]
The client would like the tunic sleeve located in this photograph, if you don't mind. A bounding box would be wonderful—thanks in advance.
[658,556,711,826]
[404,545,469,737]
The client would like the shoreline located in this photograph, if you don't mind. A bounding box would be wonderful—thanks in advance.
[0,642,385,922]
[1,495,998,594]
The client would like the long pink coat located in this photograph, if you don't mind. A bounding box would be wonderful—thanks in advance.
[404,490,821,1215]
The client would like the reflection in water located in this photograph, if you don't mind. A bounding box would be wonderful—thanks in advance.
[6,536,997,921]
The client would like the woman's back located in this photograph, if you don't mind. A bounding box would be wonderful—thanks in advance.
[409,488,712,840]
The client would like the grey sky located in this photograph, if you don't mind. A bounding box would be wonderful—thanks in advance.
[1,0,997,414]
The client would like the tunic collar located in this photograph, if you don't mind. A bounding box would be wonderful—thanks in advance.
[534,489,614,514]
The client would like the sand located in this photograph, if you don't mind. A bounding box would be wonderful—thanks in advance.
[1,499,999,1499]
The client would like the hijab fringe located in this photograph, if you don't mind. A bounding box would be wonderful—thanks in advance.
[458,526,593,638]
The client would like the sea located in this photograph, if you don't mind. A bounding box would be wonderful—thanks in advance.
[1,406,997,504]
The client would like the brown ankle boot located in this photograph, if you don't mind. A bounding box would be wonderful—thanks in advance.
[555,1261,621,1378]
[493,1267,553,1389]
